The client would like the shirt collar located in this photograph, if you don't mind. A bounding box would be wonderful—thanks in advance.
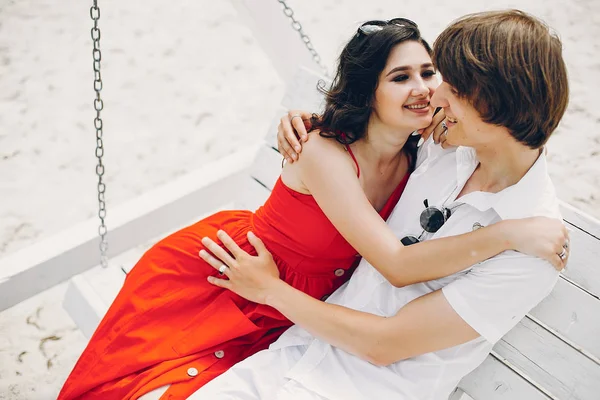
[452,146,553,220]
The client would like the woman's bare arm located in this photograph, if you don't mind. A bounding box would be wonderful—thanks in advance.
[296,134,567,287]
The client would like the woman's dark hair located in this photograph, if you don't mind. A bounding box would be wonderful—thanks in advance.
[311,22,432,170]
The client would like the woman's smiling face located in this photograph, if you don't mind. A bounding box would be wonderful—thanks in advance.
[371,40,439,133]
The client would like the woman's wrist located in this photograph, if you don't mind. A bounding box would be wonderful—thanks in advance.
[264,279,292,307]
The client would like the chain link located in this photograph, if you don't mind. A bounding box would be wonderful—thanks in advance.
[276,0,329,77]
[91,1,108,268]
[87,1,322,268]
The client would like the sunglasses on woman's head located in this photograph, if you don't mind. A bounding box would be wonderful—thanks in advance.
[358,18,418,36]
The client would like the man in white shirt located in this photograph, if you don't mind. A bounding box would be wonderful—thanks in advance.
[193,10,570,400]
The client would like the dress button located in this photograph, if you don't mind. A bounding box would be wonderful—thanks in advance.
[187,367,198,377]
[321,294,330,301]
[334,268,345,277]
[214,350,225,359]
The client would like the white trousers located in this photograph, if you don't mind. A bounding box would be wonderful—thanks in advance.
[188,346,327,400]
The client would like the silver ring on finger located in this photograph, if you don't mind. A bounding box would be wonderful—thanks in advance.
[441,121,448,131]
[558,248,567,261]
[218,264,229,275]
[290,114,303,123]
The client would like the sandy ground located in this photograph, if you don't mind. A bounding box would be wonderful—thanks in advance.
[0,0,598,398]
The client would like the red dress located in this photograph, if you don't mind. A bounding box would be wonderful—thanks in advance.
[59,146,410,400]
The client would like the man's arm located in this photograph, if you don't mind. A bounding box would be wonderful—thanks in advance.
[263,281,479,366]
[278,252,558,365]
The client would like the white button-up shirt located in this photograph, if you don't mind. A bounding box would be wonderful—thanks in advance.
[193,138,561,400]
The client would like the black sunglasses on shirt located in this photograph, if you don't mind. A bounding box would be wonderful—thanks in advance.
[401,199,456,246]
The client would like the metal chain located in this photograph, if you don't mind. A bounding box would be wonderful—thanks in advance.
[86,0,321,268]
[91,1,108,268]
[276,0,329,77]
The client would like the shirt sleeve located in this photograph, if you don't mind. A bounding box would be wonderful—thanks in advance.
[442,251,559,344]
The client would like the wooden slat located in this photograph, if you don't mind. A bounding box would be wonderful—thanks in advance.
[63,196,242,338]
[457,355,550,400]
[555,225,600,299]
[1,147,257,311]
[492,317,600,399]
[250,144,283,190]
[461,223,600,399]
[265,111,286,150]
[448,389,465,400]
[530,277,600,360]
[64,273,116,339]
[236,176,272,212]
[560,202,600,240]
[448,390,475,400]
[64,248,153,337]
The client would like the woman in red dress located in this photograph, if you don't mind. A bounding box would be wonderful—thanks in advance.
[59,19,566,400]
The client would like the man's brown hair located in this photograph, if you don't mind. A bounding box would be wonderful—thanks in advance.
[433,10,569,148]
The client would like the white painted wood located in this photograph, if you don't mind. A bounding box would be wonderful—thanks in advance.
[554,221,600,298]
[448,389,474,400]
[250,144,285,190]
[64,250,148,337]
[493,317,600,399]
[560,201,600,239]
[457,355,551,400]
[0,147,257,311]
[530,277,600,360]
[237,176,272,212]
[62,174,265,338]
[229,0,325,83]
[64,272,122,338]
[457,219,600,400]
[265,109,287,150]
[62,194,239,337]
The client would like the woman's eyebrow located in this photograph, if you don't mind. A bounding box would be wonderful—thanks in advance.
[386,63,434,77]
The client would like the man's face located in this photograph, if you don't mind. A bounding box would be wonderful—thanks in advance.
[431,81,490,148]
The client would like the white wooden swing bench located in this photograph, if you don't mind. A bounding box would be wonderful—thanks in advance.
[1,67,597,399]
[0,1,599,399]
